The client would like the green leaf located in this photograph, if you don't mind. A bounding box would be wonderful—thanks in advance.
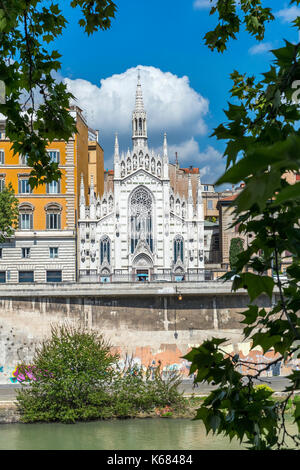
[240,273,274,301]
[272,183,300,206]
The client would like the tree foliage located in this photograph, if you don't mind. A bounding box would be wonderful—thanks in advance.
[0,182,19,242]
[229,237,244,270]
[0,0,117,188]
[185,0,300,450]
[16,325,184,423]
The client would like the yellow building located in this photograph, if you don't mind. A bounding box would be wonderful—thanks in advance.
[88,128,104,198]
[0,106,103,284]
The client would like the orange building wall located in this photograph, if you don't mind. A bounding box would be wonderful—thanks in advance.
[0,141,69,230]
[88,141,104,197]
[1,109,103,233]
[75,113,89,207]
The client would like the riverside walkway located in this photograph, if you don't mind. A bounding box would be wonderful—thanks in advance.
[0,377,296,402]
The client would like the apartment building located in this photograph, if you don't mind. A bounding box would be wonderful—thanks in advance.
[0,106,103,284]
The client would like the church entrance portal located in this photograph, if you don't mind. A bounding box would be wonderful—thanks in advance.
[132,253,153,282]
[136,269,149,282]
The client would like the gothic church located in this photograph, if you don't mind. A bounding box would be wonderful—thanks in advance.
[79,74,205,282]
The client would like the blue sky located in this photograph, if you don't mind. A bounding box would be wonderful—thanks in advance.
[54,1,300,184]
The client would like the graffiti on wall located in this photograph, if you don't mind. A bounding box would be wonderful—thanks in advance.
[9,365,37,384]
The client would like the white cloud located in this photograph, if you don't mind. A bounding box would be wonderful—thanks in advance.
[249,42,273,55]
[64,66,225,183]
[276,5,300,23]
[159,138,225,184]
[193,0,215,9]
[64,65,210,166]
[65,66,209,139]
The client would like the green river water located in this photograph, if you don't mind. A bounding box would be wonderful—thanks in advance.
[0,419,298,450]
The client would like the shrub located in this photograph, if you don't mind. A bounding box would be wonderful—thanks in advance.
[254,384,274,394]
[16,325,119,423]
[16,325,184,423]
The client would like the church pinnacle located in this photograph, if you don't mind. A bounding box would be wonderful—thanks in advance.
[135,69,145,112]
[132,69,148,149]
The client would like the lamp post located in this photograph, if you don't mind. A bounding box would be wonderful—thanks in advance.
[174,290,182,339]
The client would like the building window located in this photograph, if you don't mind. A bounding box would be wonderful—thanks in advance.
[46,270,62,283]
[130,187,153,254]
[100,236,111,265]
[18,178,31,194]
[0,177,5,192]
[0,150,4,164]
[20,154,29,165]
[46,180,60,194]
[174,235,184,263]
[19,203,34,230]
[22,247,30,259]
[49,247,59,259]
[204,185,208,192]
[47,150,60,164]
[0,271,6,283]
[207,200,213,210]
[45,203,62,230]
[20,213,33,230]
[46,213,61,229]
[212,234,219,250]
[19,271,34,283]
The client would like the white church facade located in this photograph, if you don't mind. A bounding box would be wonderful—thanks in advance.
[78,75,205,283]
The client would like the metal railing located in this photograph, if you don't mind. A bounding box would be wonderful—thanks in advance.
[79,269,227,284]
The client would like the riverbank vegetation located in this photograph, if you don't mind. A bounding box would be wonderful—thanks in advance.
[15,325,185,424]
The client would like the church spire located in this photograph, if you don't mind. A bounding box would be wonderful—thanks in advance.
[80,173,86,220]
[114,133,119,159]
[132,69,148,149]
[114,133,120,178]
[135,69,145,112]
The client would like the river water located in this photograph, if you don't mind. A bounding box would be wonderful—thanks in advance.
[0,419,242,450]
[0,418,298,450]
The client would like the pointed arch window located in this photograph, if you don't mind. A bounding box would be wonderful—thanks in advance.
[100,236,111,265]
[127,158,131,173]
[108,195,113,212]
[121,161,125,177]
[138,118,143,134]
[157,161,161,177]
[170,195,174,211]
[130,187,153,254]
[139,151,143,167]
[102,199,107,215]
[174,235,184,263]
[133,154,137,170]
